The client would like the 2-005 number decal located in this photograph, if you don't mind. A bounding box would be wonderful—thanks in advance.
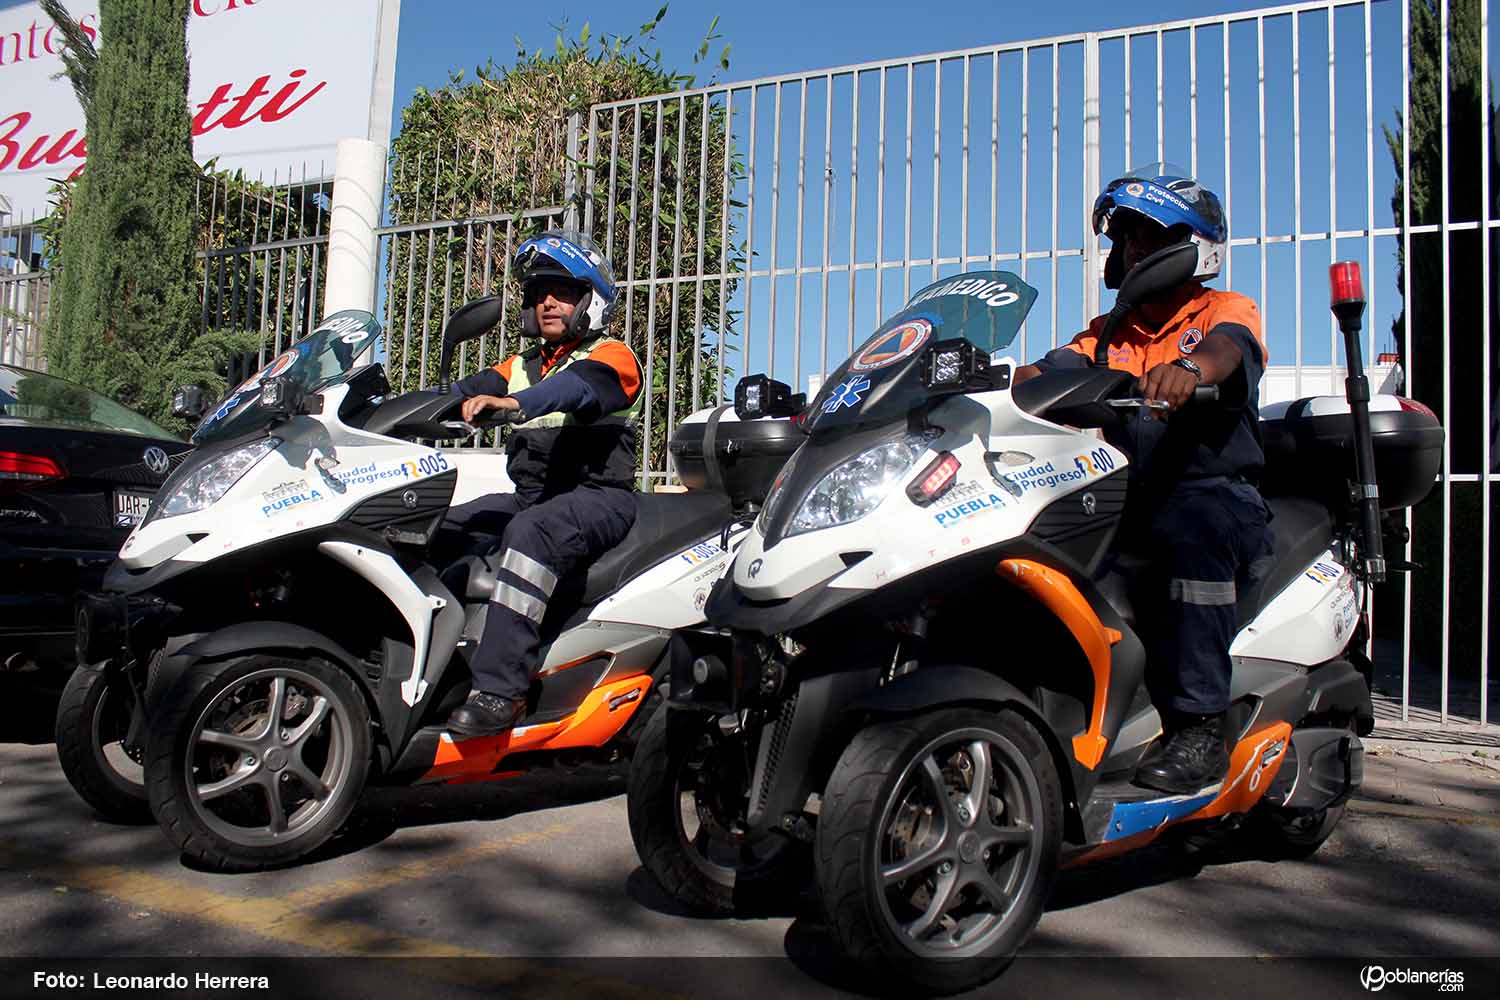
[416,453,450,477]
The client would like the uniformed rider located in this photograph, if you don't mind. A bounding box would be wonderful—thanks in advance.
[443,231,643,738]
[1015,167,1275,794]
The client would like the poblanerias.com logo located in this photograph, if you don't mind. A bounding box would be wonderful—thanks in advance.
[1360,965,1465,992]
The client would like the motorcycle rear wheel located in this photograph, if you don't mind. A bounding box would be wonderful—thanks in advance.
[145,654,371,871]
[55,662,151,824]
[627,702,807,914]
[1249,801,1346,860]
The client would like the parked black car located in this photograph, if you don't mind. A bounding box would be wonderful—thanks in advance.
[0,364,190,738]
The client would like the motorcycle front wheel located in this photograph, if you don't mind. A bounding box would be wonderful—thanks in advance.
[815,708,1063,995]
[145,654,371,871]
[627,702,807,914]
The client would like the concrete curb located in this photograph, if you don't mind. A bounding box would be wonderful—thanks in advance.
[1364,739,1500,773]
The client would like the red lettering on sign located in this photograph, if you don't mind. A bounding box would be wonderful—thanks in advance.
[18,128,82,170]
[203,74,271,131]
[0,112,30,170]
[193,84,235,131]
[0,67,324,177]
[255,70,325,123]
[194,71,327,134]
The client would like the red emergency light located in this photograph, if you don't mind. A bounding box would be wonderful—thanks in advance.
[1329,261,1365,308]
[1328,261,1367,330]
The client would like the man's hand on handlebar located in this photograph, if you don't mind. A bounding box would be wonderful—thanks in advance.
[1138,362,1201,418]
[461,394,521,423]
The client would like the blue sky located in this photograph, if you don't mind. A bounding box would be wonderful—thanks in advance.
[391,0,1277,114]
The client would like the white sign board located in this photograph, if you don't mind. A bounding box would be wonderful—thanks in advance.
[0,0,399,220]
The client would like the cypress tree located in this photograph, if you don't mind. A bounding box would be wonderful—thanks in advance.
[43,0,236,430]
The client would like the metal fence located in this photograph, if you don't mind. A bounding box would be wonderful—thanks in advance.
[577,0,1497,735]
[374,141,565,395]
[191,167,336,382]
[0,220,46,369]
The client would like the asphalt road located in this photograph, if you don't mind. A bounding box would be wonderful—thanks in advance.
[1,741,1497,999]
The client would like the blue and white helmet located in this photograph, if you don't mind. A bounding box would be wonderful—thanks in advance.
[1092,164,1227,285]
[513,230,619,337]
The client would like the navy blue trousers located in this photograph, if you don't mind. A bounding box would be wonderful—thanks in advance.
[1133,479,1274,717]
[441,485,636,699]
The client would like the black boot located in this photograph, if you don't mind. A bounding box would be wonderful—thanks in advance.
[446,691,527,738]
[1133,713,1229,795]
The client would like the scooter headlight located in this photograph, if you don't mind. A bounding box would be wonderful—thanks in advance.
[786,432,935,538]
[154,437,280,520]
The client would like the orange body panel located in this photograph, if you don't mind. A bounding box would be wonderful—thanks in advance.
[419,675,654,784]
[1191,720,1293,820]
[1062,720,1294,867]
[997,559,1122,769]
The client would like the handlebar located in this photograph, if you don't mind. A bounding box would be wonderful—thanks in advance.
[465,407,528,430]
[1106,385,1220,411]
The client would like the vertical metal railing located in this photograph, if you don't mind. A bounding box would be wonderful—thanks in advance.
[0,217,47,370]
[190,165,334,381]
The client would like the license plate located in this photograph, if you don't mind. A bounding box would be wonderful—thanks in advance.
[113,490,154,527]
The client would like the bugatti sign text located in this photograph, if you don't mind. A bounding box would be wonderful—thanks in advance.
[0,0,395,217]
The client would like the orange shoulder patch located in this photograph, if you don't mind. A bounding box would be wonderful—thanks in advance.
[1205,291,1268,363]
[586,340,643,405]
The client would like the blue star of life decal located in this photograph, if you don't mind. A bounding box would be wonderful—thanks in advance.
[822,375,872,413]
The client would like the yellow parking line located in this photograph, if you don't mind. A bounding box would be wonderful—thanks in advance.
[284,821,573,908]
[0,832,686,1000]
[0,838,494,956]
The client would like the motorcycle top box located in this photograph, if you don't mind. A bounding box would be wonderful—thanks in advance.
[1260,394,1443,510]
[668,408,805,512]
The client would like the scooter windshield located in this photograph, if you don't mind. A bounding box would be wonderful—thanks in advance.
[804,271,1037,434]
[191,311,382,446]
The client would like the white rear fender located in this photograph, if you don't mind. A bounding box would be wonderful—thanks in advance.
[1232,551,1359,665]
[593,525,753,629]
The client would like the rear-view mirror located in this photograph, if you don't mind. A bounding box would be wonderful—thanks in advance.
[1114,241,1198,313]
[438,296,504,393]
[1094,241,1199,365]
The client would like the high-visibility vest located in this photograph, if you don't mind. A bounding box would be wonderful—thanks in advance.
[503,335,642,492]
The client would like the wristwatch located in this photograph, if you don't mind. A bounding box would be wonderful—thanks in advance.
[1171,357,1204,381]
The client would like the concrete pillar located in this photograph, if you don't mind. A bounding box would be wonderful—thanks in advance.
[323,138,386,320]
